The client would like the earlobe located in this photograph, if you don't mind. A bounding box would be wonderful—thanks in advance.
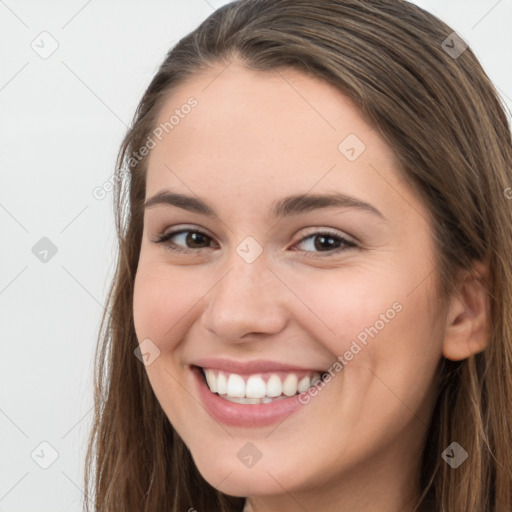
[442,261,491,361]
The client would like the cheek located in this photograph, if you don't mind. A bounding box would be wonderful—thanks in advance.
[132,261,202,428]
[133,261,200,351]
[280,262,434,348]
[283,262,443,399]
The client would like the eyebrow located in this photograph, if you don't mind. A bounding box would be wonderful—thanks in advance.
[143,189,386,220]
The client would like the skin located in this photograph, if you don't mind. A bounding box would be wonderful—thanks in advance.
[132,61,490,512]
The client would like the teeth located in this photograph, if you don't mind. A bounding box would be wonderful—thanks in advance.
[202,368,322,400]
[205,370,217,393]
[245,375,266,398]
[224,396,264,405]
[266,374,282,397]
[282,374,298,397]
[217,372,227,395]
[298,376,310,392]
[223,395,287,404]
[226,373,245,398]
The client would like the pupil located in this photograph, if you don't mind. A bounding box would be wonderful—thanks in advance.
[315,235,337,251]
[187,232,208,248]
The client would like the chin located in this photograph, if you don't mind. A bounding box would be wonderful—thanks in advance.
[190,447,308,498]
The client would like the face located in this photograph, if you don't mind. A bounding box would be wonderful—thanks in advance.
[133,62,448,509]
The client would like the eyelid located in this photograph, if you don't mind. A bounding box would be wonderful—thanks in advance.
[151,224,358,258]
[294,226,357,245]
[156,224,356,243]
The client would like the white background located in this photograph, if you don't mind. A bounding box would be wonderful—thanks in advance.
[0,1,511,511]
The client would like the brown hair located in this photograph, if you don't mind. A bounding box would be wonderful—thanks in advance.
[84,1,512,510]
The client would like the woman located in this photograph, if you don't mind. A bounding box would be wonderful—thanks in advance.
[84,1,512,511]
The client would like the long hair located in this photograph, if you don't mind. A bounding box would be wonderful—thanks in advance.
[84,1,512,510]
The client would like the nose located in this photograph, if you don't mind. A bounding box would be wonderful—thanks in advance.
[199,250,289,342]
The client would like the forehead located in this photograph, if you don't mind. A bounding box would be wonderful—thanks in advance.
[149,62,382,165]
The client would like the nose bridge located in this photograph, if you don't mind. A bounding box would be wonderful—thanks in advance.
[200,244,287,340]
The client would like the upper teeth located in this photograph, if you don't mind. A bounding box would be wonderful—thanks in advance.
[203,369,322,398]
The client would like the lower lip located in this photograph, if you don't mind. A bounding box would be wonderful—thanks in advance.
[191,366,306,427]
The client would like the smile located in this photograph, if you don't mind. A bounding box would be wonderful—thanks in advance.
[190,359,329,427]
[200,367,324,404]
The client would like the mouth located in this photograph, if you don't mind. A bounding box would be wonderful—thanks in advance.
[195,365,328,404]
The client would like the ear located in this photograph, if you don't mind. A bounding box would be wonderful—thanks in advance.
[442,260,491,361]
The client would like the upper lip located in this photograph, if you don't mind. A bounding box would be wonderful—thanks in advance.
[192,357,326,374]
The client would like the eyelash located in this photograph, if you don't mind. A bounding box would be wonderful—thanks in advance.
[152,227,357,259]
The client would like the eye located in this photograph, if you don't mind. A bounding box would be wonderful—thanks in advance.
[152,228,215,254]
[151,227,357,258]
[291,229,356,258]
